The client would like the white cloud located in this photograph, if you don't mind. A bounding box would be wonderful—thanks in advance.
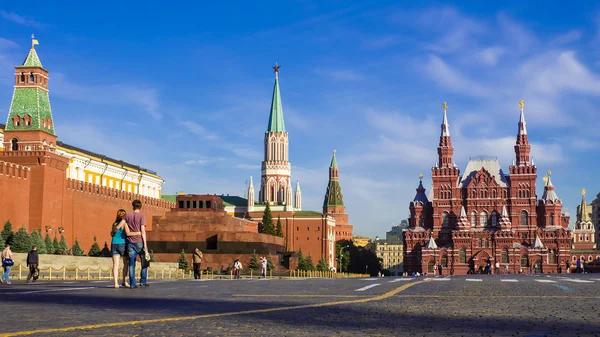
[50,73,162,120]
[236,163,258,170]
[184,157,224,165]
[179,121,218,140]
[418,7,485,54]
[550,30,582,46]
[477,46,505,65]
[0,11,47,28]
[497,12,537,53]
[422,55,490,97]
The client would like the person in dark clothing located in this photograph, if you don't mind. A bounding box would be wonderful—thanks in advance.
[26,245,39,283]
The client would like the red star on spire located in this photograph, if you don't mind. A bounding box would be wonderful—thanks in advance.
[273,63,280,73]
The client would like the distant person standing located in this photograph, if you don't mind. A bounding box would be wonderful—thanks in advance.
[495,261,500,275]
[260,256,268,278]
[504,263,509,275]
[233,259,242,279]
[437,263,442,276]
[26,245,39,283]
[120,199,149,288]
[193,248,203,279]
[1,243,13,284]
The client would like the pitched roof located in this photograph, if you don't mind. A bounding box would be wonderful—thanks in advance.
[458,159,509,188]
[22,47,43,68]
[267,73,285,132]
[330,150,338,168]
[541,176,560,202]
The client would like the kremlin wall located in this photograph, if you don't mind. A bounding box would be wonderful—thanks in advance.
[0,42,353,270]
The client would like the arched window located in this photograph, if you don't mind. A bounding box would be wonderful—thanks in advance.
[471,190,476,198]
[441,211,449,227]
[418,216,424,227]
[549,250,556,264]
[521,255,529,267]
[491,211,498,227]
[549,213,555,227]
[480,211,488,227]
[520,210,528,226]
[503,190,508,198]
[501,248,509,264]
[428,260,435,273]
[30,73,34,83]
[471,211,477,227]
[11,139,18,151]
[492,190,497,198]
[459,248,466,264]
[441,255,448,267]
[20,73,25,82]
[479,238,483,247]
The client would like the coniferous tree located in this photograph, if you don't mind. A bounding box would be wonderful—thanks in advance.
[275,215,283,237]
[149,250,156,262]
[296,249,307,271]
[11,227,32,253]
[316,257,330,271]
[305,254,315,271]
[52,236,60,254]
[44,233,54,255]
[57,235,68,255]
[88,236,101,257]
[248,254,259,270]
[266,255,276,272]
[1,220,13,245]
[30,229,46,254]
[177,249,189,270]
[71,238,84,256]
[261,202,275,235]
[0,231,4,251]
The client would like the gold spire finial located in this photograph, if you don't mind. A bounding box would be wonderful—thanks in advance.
[333,149,336,154]
[547,169,551,176]
[582,188,586,196]
[543,176,548,185]
[442,102,448,112]
[31,34,39,49]
[518,99,525,110]
[418,172,423,181]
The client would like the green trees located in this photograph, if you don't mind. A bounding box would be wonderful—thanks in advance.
[11,227,32,253]
[56,235,68,255]
[248,254,259,270]
[275,215,283,237]
[316,257,330,271]
[177,249,189,270]
[261,202,275,235]
[71,238,84,256]
[266,256,276,271]
[30,229,46,254]
[52,236,59,254]
[44,234,54,255]
[2,220,13,245]
[296,249,314,271]
[0,231,4,251]
[88,236,101,257]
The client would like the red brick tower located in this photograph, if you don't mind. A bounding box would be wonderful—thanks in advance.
[431,102,460,243]
[1,37,69,232]
[508,100,537,242]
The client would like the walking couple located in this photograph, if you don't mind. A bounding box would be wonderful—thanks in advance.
[110,199,151,289]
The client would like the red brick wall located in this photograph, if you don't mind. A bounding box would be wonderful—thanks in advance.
[61,179,173,251]
[0,161,31,228]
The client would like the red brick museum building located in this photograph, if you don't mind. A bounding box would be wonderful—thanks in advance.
[404,101,573,275]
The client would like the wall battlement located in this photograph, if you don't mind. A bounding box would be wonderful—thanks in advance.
[66,178,174,210]
[0,160,31,179]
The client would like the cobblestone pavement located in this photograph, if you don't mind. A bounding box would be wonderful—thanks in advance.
[0,274,599,336]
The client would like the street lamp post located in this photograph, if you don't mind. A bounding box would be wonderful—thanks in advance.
[339,245,349,273]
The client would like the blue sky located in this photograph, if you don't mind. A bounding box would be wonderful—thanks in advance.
[1,1,600,238]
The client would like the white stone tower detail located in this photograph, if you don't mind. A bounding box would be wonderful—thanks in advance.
[247,176,255,212]
[294,180,302,210]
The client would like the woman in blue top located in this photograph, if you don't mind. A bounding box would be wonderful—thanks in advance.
[111,209,139,288]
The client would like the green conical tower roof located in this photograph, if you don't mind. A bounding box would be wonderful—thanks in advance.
[267,63,286,132]
[580,189,590,222]
[5,40,55,135]
[330,149,338,168]
[22,47,43,68]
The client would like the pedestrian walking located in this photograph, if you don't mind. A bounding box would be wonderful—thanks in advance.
[260,256,267,278]
[504,263,509,275]
[233,259,243,279]
[26,245,39,283]
[437,263,442,276]
[1,243,13,284]
[111,209,135,288]
[495,261,500,275]
[119,199,150,288]
[193,248,203,279]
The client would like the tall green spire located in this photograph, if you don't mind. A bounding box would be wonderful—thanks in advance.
[580,189,590,222]
[324,150,344,208]
[5,38,55,135]
[267,63,286,132]
[330,149,338,168]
